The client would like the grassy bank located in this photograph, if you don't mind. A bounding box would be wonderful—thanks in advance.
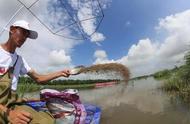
[161,67,190,104]
[154,51,190,105]
[17,78,118,97]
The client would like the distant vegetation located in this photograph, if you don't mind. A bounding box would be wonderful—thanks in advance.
[153,66,181,80]
[17,78,119,97]
[153,51,190,104]
[130,74,153,81]
[128,50,190,105]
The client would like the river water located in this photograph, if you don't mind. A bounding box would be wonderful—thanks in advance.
[25,77,190,124]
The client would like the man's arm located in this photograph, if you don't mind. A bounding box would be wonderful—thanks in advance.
[27,69,70,84]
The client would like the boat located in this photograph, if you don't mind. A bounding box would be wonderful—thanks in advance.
[10,89,102,124]
[95,81,117,88]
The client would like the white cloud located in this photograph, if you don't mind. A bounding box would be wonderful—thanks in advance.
[75,0,110,42]
[93,50,114,64]
[49,50,71,66]
[0,0,77,73]
[99,0,112,9]
[117,39,159,76]
[157,10,190,59]
[94,50,107,58]
[93,9,190,77]
[94,50,108,64]
[78,4,95,34]
[127,39,157,61]
[0,0,111,73]
[90,32,105,43]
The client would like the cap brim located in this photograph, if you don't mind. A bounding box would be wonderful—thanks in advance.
[28,30,38,39]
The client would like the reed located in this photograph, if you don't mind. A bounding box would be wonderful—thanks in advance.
[161,51,190,105]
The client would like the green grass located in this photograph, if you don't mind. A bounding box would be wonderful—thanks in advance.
[17,83,40,97]
[17,77,119,97]
[159,60,190,105]
[152,51,190,105]
[17,83,96,97]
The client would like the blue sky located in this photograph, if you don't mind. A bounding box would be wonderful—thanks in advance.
[1,0,190,77]
[73,0,190,65]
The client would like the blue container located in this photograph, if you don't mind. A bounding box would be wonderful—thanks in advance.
[84,104,101,124]
[26,101,47,111]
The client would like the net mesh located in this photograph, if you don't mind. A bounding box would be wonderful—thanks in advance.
[17,0,104,40]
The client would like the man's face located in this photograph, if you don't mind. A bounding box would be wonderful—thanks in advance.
[10,26,29,47]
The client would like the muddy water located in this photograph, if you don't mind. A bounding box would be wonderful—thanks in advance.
[25,77,190,124]
[79,77,190,124]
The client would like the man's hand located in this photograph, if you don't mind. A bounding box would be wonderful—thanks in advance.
[60,69,70,77]
[8,109,32,124]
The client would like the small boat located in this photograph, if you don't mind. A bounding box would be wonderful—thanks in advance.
[95,81,117,88]
[11,89,102,124]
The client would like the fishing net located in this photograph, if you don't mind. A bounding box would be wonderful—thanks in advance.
[6,0,104,40]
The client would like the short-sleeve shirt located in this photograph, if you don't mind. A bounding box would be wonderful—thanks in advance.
[0,45,31,91]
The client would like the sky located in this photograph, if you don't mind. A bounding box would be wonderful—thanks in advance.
[0,0,190,78]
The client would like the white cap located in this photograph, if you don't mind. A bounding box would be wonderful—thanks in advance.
[12,20,38,39]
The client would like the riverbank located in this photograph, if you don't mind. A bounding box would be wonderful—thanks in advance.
[128,58,190,106]
[156,66,190,105]
[153,51,190,105]
[17,78,119,97]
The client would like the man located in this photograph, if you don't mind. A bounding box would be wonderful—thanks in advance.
[0,20,70,124]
